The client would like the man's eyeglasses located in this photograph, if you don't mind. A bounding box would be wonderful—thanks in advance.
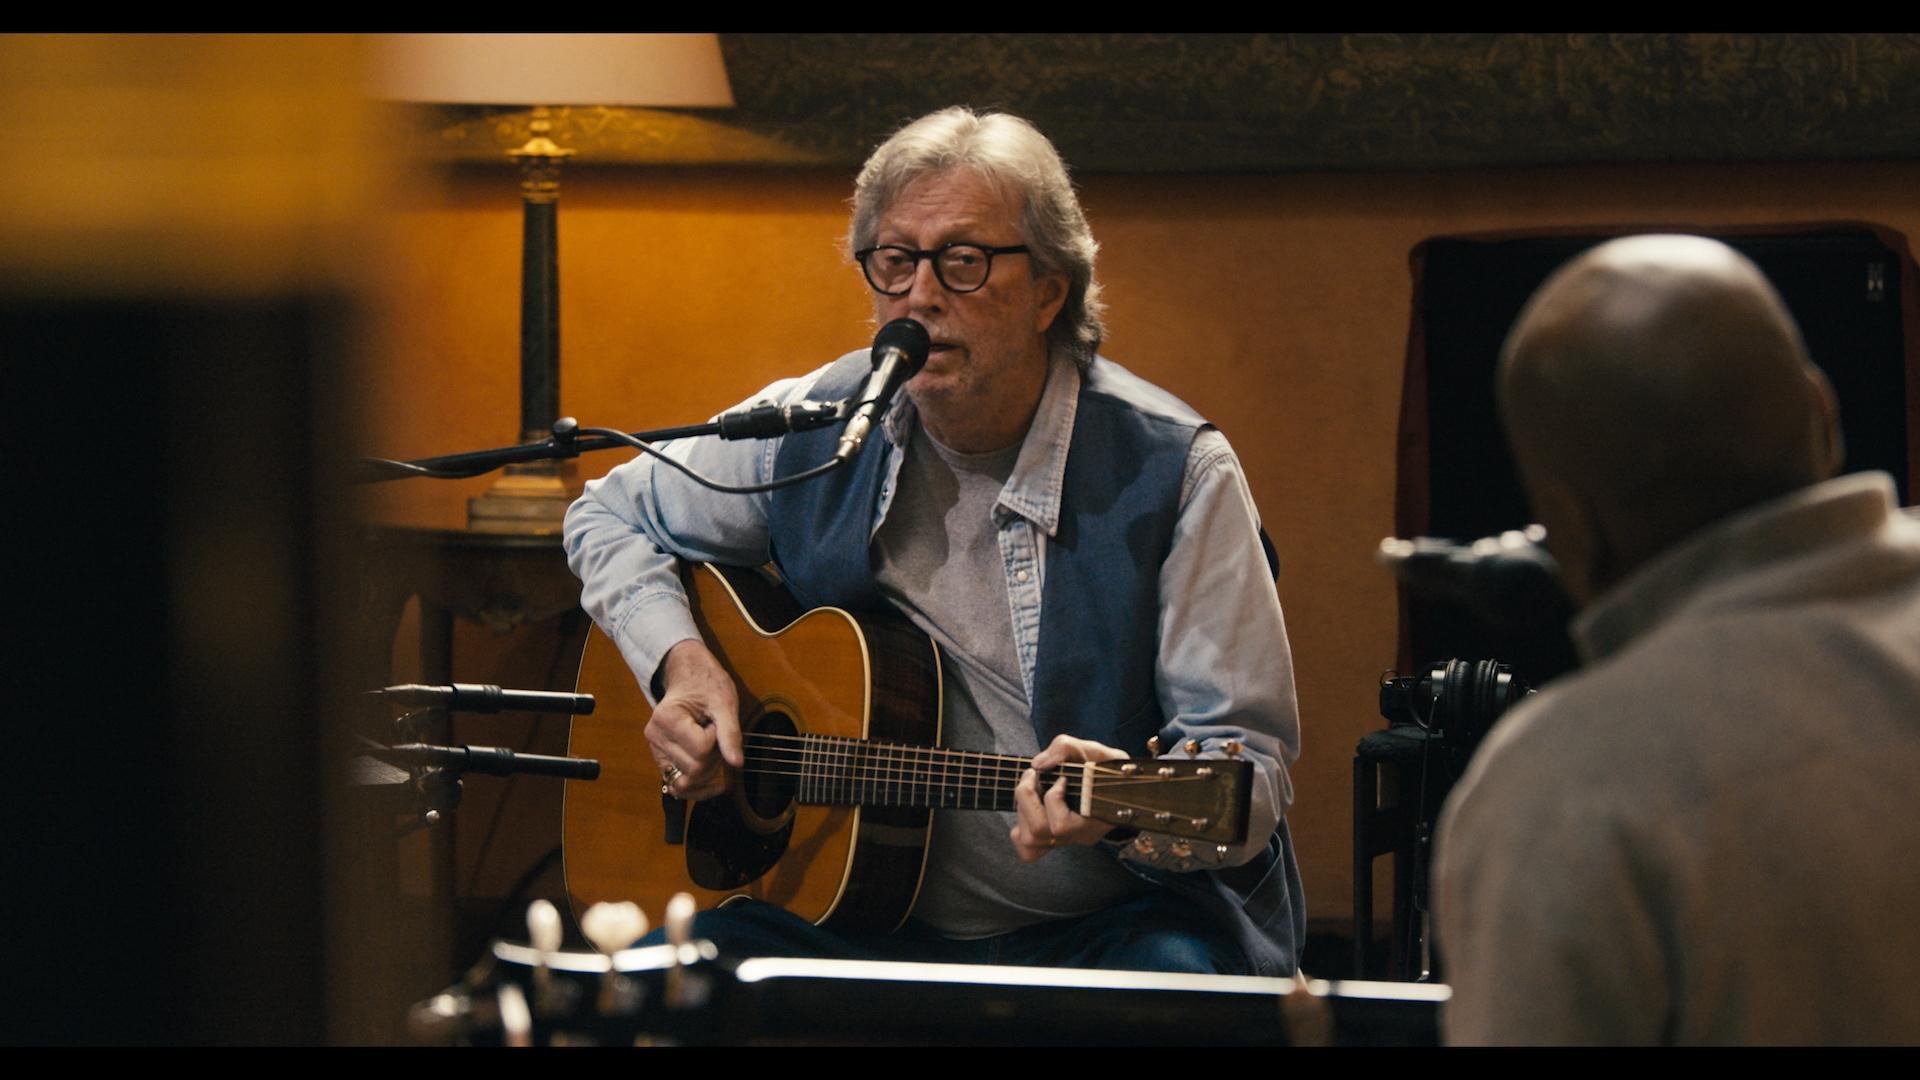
[855,242,1032,296]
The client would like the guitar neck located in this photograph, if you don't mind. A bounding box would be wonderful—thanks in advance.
[744,732,1075,813]
[735,731,1250,845]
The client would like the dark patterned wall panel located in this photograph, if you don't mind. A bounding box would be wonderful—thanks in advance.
[406,34,1920,173]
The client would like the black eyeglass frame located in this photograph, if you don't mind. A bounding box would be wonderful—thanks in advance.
[853,242,1033,296]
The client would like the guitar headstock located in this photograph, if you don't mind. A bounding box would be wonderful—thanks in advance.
[1082,756,1252,845]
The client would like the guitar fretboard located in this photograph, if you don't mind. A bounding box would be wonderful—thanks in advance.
[744,732,1080,812]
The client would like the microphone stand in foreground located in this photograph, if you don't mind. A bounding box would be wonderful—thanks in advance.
[354,688,600,835]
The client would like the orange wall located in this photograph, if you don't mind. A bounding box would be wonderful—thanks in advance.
[358,159,1920,927]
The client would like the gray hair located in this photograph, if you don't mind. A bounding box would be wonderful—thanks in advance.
[848,107,1106,368]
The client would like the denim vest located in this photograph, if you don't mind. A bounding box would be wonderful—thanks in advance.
[767,352,1302,975]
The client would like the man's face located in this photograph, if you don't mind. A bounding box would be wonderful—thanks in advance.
[870,168,1067,425]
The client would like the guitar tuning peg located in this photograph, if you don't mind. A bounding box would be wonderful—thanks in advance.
[663,892,703,1012]
[526,898,563,955]
[524,898,563,1022]
[1183,739,1201,755]
[581,901,649,955]
[1223,740,1243,757]
[582,902,648,1020]
[1146,736,1161,756]
[496,981,534,1048]
[664,892,697,951]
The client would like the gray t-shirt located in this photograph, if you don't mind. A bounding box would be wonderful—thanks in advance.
[871,423,1150,938]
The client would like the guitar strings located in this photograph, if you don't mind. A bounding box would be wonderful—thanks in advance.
[715,734,1223,822]
[733,739,1204,791]
[731,754,1111,790]
[735,735,1080,796]
[726,755,1215,789]
[739,730,1147,778]
[715,762,1211,798]
[722,762,1089,793]
[735,758,1203,794]
[710,757,1221,826]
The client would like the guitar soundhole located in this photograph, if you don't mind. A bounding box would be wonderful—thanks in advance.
[743,708,798,822]
[686,705,798,891]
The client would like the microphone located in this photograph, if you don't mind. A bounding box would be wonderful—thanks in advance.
[370,683,597,715]
[715,398,844,440]
[1376,525,1569,621]
[834,318,930,463]
[1376,525,1580,683]
[376,743,602,781]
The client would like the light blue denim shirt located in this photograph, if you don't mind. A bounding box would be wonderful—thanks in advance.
[563,352,1301,869]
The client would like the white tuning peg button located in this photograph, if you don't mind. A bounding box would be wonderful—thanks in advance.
[664,892,697,950]
[526,898,563,955]
[581,901,649,955]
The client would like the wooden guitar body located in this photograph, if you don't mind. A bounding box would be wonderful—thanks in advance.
[563,562,943,933]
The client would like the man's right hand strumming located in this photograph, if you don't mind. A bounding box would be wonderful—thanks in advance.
[648,638,742,801]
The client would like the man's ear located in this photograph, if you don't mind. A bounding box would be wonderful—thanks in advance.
[1033,270,1069,335]
[1806,365,1844,480]
[1526,475,1612,609]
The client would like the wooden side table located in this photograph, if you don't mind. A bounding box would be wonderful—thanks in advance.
[347,524,589,1010]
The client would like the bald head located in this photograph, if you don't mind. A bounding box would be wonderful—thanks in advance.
[1500,235,1841,603]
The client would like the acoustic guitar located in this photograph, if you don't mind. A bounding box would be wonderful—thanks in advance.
[563,562,1251,933]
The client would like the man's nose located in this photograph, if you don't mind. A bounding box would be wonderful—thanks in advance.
[906,256,946,311]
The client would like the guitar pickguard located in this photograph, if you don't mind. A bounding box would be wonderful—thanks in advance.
[685,796,793,891]
[684,702,801,891]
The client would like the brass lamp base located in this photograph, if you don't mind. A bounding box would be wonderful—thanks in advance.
[467,462,576,535]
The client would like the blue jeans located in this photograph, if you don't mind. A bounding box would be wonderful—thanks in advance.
[644,891,1250,975]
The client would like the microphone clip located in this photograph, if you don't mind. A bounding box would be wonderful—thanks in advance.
[715,399,844,440]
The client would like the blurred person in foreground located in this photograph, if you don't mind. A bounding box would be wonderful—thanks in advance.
[1435,234,1920,1044]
